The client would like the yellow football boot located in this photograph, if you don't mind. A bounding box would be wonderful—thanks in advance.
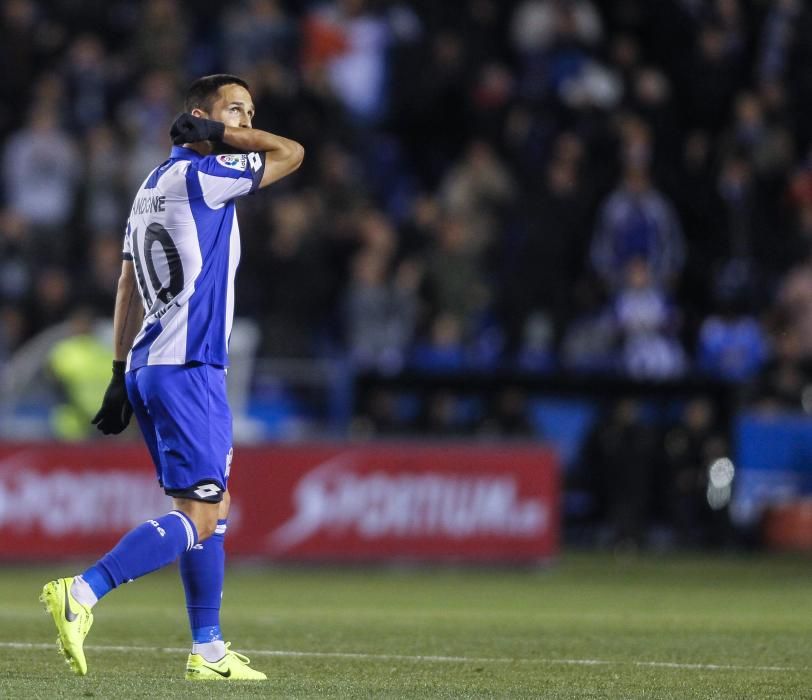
[185,642,267,680]
[40,577,94,676]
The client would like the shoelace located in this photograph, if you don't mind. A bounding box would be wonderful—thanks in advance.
[223,642,251,666]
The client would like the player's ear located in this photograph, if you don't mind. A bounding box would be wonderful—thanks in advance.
[190,108,208,119]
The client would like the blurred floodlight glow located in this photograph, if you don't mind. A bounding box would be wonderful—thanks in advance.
[707,483,732,511]
[709,457,735,489]
[707,458,735,510]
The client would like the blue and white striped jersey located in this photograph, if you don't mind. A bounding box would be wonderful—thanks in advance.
[123,146,265,370]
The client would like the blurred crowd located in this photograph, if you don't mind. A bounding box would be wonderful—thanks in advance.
[2,0,812,399]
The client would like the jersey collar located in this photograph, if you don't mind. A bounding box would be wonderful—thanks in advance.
[170,145,203,160]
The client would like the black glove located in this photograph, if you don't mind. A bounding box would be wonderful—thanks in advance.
[91,361,133,435]
[170,113,225,145]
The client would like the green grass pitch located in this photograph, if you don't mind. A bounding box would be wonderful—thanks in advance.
[0,553,810,698]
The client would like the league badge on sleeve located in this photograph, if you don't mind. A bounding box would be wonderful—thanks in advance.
[216,154,248,171]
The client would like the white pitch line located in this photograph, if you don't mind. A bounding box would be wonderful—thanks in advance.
[0,641,802,673]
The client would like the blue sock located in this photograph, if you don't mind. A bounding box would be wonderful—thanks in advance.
[82,511,197,601]
[179,518,226,643]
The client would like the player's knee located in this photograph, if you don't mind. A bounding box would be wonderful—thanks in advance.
[173,498,220,542]
[193,513,218,542]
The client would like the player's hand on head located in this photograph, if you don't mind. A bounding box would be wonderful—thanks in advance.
[92,361,133,435]
[170,113,225,145]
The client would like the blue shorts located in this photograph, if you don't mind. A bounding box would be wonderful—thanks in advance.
[125,363,232,503]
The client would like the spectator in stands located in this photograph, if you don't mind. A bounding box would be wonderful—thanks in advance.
[510,0,602,55]
[750,237,812,410]
[627,66,680,162]
[0,210,32,308]
[440,140,516,252]
[2,101,80,258]
[47,308,113,440]
[504,150,590,350]
[117,70,178,193]
[696,267,769,382]
[343,250,420,372]
[590,121,685,293]
[133,0,188,73]
[772,253,812,360]
[0,0,42,134]
[582,397,661,548]
[303,0,391,124]
[258,194,332,357]
[673,130,721,321]
[715,154,762,264]
[62,34,111,134]
[223,0,296,75]
[425,215,489,330]
[511,0,621,110]
[685,22,745,132]
[560,279,617,375]
[83,124,128,235]
[721,91,794,179]
[757,0,803,86]
[611,258,687,380]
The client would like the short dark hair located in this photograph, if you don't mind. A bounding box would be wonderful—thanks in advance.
[184,74,250,113]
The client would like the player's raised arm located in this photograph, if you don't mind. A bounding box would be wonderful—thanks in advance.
[170,112,304,188]
[170,77,304,189]
[221,126,304,188]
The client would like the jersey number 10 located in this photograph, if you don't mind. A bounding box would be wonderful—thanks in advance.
[131,223,185,308]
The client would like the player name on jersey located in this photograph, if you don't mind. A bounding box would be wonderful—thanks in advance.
[131,195,166,216]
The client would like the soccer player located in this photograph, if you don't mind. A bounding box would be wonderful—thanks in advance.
[40,74,304,680]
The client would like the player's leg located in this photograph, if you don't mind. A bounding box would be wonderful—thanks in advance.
[74,500,217,605]
[182,488,264,681]
[177,367,233,662]
[177,365,265,680]
[179,490,230,663]
[41,501,217,676]
[76,366,222,606]
[41,367,216,675]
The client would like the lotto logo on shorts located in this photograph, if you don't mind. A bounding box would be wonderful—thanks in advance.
[194,483,222,499]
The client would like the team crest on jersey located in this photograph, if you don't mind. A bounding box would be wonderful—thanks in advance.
[216,154,247,171]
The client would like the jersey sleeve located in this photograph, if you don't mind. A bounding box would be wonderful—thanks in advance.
[194,152,267,208]
[122,222,133,261]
